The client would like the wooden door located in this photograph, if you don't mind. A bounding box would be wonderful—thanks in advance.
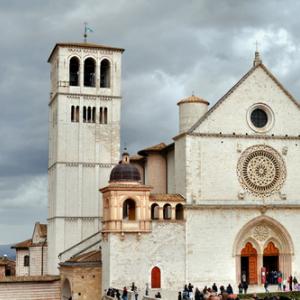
[241,242,258,284]
[151,267,161,288]
[249,255,258,284]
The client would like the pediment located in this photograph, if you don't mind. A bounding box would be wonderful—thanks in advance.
[190,63,300,136]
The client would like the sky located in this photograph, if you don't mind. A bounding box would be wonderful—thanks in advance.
[1,0,300,244]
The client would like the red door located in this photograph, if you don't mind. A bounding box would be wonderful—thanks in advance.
[151,267,161,288]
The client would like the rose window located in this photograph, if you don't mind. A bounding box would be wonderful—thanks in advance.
[237,145,286,196]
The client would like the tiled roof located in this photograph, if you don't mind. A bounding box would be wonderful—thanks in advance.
[0,275,60,283]
[48,42,125,62]
[129,154,144,161]
[60,250,101,267]
[11,239,32,249]
[177,95,209,105]
[138,143,167,156]
[68,250,101,263]
[150,194,185,202]
[0,257,15,266]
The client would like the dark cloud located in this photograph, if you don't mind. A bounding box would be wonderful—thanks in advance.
[1,0,300,243]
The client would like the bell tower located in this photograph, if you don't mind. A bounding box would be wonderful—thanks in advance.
[47,42,124,274]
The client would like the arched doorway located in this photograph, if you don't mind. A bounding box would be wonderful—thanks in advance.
[62,279,72,300]
[233,216,294,285]
[263,242,279,283]
[151,266,161,288]
[241,242,258,284]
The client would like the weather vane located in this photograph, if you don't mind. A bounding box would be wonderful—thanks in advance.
[83,22,94,43]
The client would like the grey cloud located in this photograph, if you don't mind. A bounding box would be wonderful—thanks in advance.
[1,0,300,243]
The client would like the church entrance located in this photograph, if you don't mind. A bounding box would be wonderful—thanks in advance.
[241,242,257,284]
[263,242,279,284]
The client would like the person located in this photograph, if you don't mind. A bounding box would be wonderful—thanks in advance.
[238,283,243,294]
[134,286,139,300]
[145,283,149,296]
[212,283,218,293]
[195,288,202,300]
[264,281,269,293]
[178,291,182,300]
[283,279,287,291]
[188,283,194,300]
[131,282,136,292]
[155,291,161,298]
[226,284,233,295]
[293,276,298,289]
[289,275,293,291]
[116,289,121,300]
[183,284,189,300]
[122,287,128,300]
[242,281,248,294]
[277,275,282,291]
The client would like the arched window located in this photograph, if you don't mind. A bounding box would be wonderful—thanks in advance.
[87,106,92,122]
[69,56,80,86]
[151,266,161,288]
[75,106,80,122]
[100,59,111,88]
[99,107,108,124]
[71,106,75,122]
[175,204,184,220]
[151,203,159,220]
[104,107,108,124]
[163,204,171,220]
[24,255,30,267]
[123,199,136,220]
[84,57,96,87]
[62,279,72,300]
[83,106,87,122]
[92,107,96,123]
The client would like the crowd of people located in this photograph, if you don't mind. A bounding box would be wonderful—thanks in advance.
[178,283,237,300]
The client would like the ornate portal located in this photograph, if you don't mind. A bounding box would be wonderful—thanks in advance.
[237,145,286,197]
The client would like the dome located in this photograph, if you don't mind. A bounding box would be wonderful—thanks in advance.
[177,95,209,105]
[109,152,141,182]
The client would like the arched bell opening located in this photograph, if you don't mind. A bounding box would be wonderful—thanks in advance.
[123,199,136,221]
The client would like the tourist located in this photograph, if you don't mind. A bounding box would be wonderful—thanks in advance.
[278,274,282,291]
[288,275,293,291]
[226,284,233,294]
[195,288,202,300]
[189,283,194,300]
[183,284,189,300]
[122,287,128,300]
[131,282,136,291]
[145,283,149,296]
[116,289,121,300]
[178,291,182,300]
[243,281,248,294]
[155,291,162,298]
[293,276,298,289]
[238,283,243,294]
[134,286,139,300]
[212,283,218,293]
[264,281,269,293]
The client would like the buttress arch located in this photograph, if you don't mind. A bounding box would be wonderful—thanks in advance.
[233,215,294,284]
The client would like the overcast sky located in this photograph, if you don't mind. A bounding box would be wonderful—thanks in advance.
[1,0,300,244]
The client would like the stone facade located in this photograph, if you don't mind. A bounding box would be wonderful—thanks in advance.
[47,43,124,274]
[101,53,300,298]
[60,250,101,300]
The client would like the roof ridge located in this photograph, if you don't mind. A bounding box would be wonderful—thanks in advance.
[188,64,258,133]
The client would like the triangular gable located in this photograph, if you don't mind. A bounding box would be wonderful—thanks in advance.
[189,62,300,133]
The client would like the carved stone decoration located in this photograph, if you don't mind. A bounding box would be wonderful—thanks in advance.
[237,145,286,197]
[253,224,269,241]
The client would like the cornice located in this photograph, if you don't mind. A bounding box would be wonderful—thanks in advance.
[48,161,115,171]
[49,92,122,105]
[185,203,300,210]
[173,132,300,141]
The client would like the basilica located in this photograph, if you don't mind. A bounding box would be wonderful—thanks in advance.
[4,41,300,300]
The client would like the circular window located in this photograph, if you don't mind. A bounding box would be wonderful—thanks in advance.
[237,145,286,197]
[247,103,274,133]
[250,109,268,128]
